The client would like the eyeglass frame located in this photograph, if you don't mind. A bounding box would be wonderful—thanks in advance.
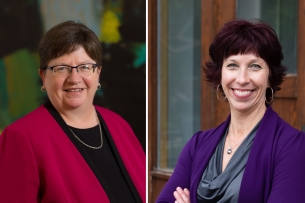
[42,63,100,77]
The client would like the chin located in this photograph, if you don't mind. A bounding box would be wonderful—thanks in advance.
[64,100,86,109]
[230,102,253,112]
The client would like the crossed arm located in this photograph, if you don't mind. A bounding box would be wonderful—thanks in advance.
[173,187,190,203]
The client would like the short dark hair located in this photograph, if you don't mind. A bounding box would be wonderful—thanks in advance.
[203,19,287,103]
[38,21,103,69]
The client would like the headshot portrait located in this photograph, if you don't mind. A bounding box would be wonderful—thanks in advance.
[0,1,146,202]
[148,1,305,203]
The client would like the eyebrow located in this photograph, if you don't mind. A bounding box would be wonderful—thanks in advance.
[225,58,261,63]
[48,62,95,66]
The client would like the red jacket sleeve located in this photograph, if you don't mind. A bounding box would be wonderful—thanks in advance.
[0,127,40,202]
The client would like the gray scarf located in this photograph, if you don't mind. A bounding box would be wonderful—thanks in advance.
[197,122,259,203]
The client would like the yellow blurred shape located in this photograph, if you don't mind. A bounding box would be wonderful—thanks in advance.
[99,9,121,44]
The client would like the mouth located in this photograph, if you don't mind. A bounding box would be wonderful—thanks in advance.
[232,89,254,97]
[64,88,84,92]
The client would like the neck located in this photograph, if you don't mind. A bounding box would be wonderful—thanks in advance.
[229,104,266,139]
[57,105,97,128]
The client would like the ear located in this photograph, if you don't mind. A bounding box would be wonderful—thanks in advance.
[97,66,102,75]
[39,69,46,84]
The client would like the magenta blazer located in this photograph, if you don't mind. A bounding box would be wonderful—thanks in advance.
[0,104,145,202]
[156,106,305,203]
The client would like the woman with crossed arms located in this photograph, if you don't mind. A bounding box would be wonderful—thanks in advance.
[156,19,305,203]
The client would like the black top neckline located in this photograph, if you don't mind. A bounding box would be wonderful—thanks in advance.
[43,100,142,203]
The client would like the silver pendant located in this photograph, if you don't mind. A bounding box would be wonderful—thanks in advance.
[227,148,232,154]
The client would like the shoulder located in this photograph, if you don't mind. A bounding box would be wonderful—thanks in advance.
[3,105,50,132]
[190,121,228,146]
[94,105,136,139]
[268,107,302,138]
[95,106,129,126]
[275,116,305,149]
[0,105,52,148]
[265,106,298,131]
[261,106,301,141]
[94,105,144,155]
[181,121,228,158]
[263,107,305,157]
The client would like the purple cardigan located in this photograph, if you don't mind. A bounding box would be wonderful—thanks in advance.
[156,106,305,203]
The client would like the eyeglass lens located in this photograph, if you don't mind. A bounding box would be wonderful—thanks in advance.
[52,64,96,76]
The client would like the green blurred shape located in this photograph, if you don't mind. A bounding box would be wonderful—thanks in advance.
[132,43,146,68]
[0,59,10,131]
[3,49,42,122]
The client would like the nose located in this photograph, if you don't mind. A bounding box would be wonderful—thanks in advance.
[236,67,249,84]
[67,68,82,84]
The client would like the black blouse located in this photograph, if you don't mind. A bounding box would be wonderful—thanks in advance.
[44,100,142,203]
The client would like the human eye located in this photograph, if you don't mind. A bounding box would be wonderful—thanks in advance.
[226,63,238,69]
[54,66,69,72]
[249,64,262,70]
[78,64,91,71]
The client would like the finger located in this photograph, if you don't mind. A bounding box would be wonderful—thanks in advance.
[173,191,182,202]
[174,187,190,203]
[183,188,190,197]
[177,187,190,199]
[180,192,190,203]
[176,187,184,194]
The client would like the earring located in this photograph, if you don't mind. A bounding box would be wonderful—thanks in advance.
[216,84,227,101]
[265,87,274,104]
[97,83,101,90]
[41,86,46,92]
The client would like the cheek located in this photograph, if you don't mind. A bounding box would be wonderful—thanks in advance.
[45,77,65,90]
[83,76,99,88]
[259,72,269,86]
[220,69,232,85]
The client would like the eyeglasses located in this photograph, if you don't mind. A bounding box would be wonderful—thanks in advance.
[43,63,99,77]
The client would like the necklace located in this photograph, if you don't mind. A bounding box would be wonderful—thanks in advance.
[227,133,243,155]
[68,115,103,149]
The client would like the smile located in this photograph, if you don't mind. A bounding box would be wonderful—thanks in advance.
[233,89,253,96]
[65,88,83,92]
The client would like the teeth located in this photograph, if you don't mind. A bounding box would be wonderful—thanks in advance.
[234,89,251,96]
[67,89,82,92]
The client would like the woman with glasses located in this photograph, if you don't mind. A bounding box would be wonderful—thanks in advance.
[0,21,145,203]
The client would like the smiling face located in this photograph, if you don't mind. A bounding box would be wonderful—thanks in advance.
[39,46,101,113]
[221,53,269,114]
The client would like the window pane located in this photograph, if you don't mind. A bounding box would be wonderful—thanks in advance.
[157,0,201,170]
[237,0,298,73]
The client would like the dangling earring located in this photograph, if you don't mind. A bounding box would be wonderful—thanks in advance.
[265,87,274,104]
[41,86,46,92]
[97,83,101,90]
[216,84,227,101]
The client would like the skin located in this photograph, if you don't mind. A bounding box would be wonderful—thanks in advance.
[221,53,269,116]
[173,187,190,203]
[39,46,101,128]
[221,53,269,171]
[173,53,270,202]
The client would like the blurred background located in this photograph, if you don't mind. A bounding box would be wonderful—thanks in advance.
[148,0,305,202]
[0,0,146,151]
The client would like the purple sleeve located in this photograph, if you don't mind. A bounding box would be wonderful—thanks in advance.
[267,131,305,202]
[156,132,201,203]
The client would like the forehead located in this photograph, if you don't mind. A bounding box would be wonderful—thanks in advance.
[48,47,94,65]
[224,53,267,63]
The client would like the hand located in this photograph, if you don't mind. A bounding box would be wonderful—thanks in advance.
[173,187,190,203]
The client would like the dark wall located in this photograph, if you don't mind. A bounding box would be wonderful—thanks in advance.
[0,0,146,151]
